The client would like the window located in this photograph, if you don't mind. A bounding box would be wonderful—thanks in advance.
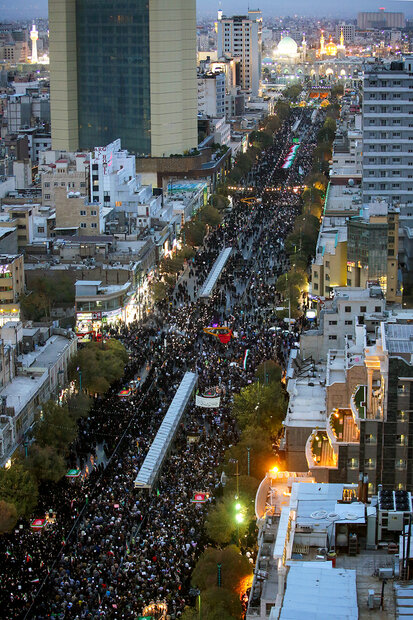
[360,306,366,313]
[396,459,407,470]
[368,482,375,496]
[44,182,50,188]
[80,210,87,216]
[91,223,97,228]
[347,457,359,470]
[313,283,318,290]
[44,194,51,200]
[397,435,408,446]
[328,335,337,340]
[345,306,351,313]
[375,306,381,312]
[37,227,45,233]
[329,320,337,326]
[398,410,408,422]
[364,458,376,470]
[80,222,87,228]
[365,433,377,445]
[91,210,97,216]
[345,320,353,326]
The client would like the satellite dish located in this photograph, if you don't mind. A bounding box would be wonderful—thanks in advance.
[348,178,355,187]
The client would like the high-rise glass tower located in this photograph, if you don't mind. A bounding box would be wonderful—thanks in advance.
[49,0,198,157]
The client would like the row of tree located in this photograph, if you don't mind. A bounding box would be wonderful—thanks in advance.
[0,339,129,533]
[181,362,286,619]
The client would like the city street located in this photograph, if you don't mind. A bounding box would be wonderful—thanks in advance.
[0,107,324,619]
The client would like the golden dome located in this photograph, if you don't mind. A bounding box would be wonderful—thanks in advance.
[325,38,337,56]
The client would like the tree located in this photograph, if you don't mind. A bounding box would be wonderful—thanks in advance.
[199,205,223,227]
[192,546,252,596]
[182,220,206,247]
[0,464,38,519]
[205,499,238,545]
[255,360,282,385]
[210,194,230,211]
[25,444,66,483]
[222,426,274,481]
[67,392,92,421]
[200,588,243,619]
[0,500,17,534]
[232,382,286,435]
[69,340,128,394]
[35,400,77,454]
[151,281,169,302]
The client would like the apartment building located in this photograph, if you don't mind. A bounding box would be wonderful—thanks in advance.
[362,58,413,216]
[49,0,198,157]
[40,153,89,207]
[217,12,261,96]
[197,71,226,117]
[54,187,104,237]
[0,254,24,326]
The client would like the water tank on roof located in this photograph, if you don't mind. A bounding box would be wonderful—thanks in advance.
[348,179,355,187]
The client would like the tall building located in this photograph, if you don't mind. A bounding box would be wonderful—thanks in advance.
[49,0,198,157]
[30,23,38,63]
[357,10,405,30]
[335,23,355,44]
[217,12,261,96]
[362,58,413,217]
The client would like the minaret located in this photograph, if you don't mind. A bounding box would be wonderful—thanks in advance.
[340,27,344,48]
[217,1,222,21]
[30,23,38,64]
[320,30,325,56]
[302,33,307,61]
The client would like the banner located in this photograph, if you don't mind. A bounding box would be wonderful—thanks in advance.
[196,395,221,408]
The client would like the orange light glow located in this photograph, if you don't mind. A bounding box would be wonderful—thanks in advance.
[270,466,279,475]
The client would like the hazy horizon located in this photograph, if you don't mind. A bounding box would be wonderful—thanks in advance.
[2,0,413,22]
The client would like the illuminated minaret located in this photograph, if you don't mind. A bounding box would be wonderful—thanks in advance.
[302,33,307,61]
[30,23,38,64]
[340,27,344,48]
[320,30,325,56]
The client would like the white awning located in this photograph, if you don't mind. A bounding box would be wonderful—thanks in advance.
[199,247,232,298]
[134,371,197,489]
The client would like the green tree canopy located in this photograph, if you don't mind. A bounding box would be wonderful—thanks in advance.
[255,360,282,385]
[0,500,18,534]
[0,464,38,519]
[151,281,169,303]
[34,400,77,454]
[192,546,252,596]
[24,444,66,483]
[69,340,128,394]
[232,382,286,435]
[199,205,223,227]
[182,219,206,247]
[222,426,274,480]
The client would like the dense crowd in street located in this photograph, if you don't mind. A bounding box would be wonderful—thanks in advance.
[0,107,322,619]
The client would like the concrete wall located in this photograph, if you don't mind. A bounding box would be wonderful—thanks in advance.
[149,0,198,157]
[49,0,79,151]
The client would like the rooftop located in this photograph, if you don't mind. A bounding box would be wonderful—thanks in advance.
[384,323,413,355]
[18,334,74,369]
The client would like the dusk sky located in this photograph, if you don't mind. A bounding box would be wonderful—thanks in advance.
[2,0,413,20]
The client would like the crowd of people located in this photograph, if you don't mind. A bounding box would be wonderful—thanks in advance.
[0,106,322,619]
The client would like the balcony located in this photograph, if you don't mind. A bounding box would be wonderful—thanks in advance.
[350,385,366,421]
[305,430,338,469]
[328,408,360,444]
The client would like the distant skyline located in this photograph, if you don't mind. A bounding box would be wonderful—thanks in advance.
[1,0,413,21]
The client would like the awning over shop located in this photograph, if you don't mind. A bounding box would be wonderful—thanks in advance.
[134,372,198,489]
[199,247,232,298]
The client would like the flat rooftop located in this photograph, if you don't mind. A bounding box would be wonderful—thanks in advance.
[280,562,358,620]
[384,323,413,355]
[18,334,73,369]
[284,363,326,429]
[0,370,48,415]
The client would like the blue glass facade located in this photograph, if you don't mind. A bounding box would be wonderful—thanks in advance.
[76,0,151,155]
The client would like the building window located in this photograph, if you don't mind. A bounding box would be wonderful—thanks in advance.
[397,435,408,446]
[91,210,97,216]
[328,335,337,340]
[80,210,87,216]
[44,194,51,200]
[396,459,407,470]
[374,306,381,312]
[368,482,375,496]
[398,410,408,422]
[80,222,87,228]
[365,433,377,445]
[37,227,45,233]
[345,306,351,313]
[91,223,97,228]
[313,283,318,290]
[345,320,352,326]
[329,320,337,326]
[360,306,366,313]
[364,458,376,470]
[44,182,50,187]
[347,457,359,470]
